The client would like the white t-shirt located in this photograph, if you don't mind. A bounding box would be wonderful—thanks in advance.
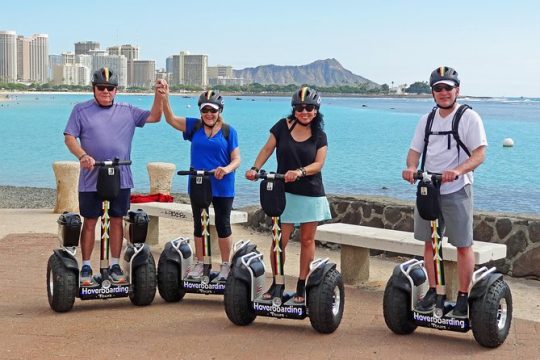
[410,104,488,195]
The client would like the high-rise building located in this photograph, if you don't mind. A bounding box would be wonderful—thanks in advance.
[28,34,48,83]
[17,35,30,81]
[76,54,92,70]
[132,60,155,88]
[48,54,62,81]
[107,44,139,61]
[108,45,140,86]
[52,63,90,86]
[208,65,233,79]
[75,41,100,55]
[183,54,208,87]
[0,30,17,83]
[62,52,76,65]
[169,52,208,87]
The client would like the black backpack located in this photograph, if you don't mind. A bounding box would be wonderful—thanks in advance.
[185,120,230,142]
[420,104,471,171]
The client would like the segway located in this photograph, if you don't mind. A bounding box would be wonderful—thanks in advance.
[47,159,157,312]
[383,171,512,347]
[224,171,344,333]
[157,169,225,301]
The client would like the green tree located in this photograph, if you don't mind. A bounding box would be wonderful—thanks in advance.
[405,81,430,94]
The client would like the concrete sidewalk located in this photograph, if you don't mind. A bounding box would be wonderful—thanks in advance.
[0,209,539,359]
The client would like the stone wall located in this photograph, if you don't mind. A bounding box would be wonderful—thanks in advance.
[242,195,540,279]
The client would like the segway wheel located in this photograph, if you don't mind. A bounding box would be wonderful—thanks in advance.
[129,255,157,306]
[157,251,185,302]
[224,275,256,326]
[308,268,345,334]
[383,275,417,334]
[470,279,512,348]
[47,254,77,313]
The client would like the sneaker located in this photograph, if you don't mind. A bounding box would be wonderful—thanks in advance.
[416,287,436,312]
[217,262,230,281]
[187,261,204,279]
[80,265,95,286]
[452,292,469,317]
[110,264,127,284]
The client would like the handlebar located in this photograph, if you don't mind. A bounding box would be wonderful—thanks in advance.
[94,159,132,167]
[413,171,445,182]
[256,170,285,180]
[177,169,215,176]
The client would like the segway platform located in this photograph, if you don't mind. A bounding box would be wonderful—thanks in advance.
[412,310,470,333]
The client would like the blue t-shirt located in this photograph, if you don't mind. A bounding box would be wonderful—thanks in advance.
[183,117,238,197]
[64,100,150,191]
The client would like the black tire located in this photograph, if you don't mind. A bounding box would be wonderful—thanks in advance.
[471,279,512,348]
[308,268,345,334]
[224,275,256,326]
[47,255,77,313]
[157,252,185,302]
[383,275,417,334]
[129,255,157,306]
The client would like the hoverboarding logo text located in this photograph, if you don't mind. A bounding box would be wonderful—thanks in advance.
[183,281,225,292]
[254,302,304,317]
[80,286,129,296]
[414,312,466,329]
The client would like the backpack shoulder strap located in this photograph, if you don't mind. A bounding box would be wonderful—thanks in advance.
[186,119,203,141]
[420,107,437,171]
[221,122,230,141]
[452,104,472,157]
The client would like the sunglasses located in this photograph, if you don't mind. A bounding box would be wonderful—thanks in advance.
[96,85,116,92]
[432,84,455,92]
[294,104,316,112]
[200,107,219,114]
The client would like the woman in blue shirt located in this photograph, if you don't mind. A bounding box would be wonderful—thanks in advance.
[161,83,241,281]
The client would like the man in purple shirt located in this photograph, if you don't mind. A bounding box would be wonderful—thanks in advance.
[64,67,164,285]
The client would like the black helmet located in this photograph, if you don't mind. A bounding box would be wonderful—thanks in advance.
[429,66,460,87]
[92,67,119,87]
[291,86,321,108]
[197,90,224,111]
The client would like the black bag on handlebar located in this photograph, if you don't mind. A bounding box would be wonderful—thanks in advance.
[416,179,441,221]
[189,174,213,208]
[97,165,120,201]
[260,178,286,217]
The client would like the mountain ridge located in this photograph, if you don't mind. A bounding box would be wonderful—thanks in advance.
[233,58,379,88]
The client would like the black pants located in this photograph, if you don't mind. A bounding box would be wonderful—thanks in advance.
[191,197,233,238]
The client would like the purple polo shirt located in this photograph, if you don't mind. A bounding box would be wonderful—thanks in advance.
[64,99,150,192]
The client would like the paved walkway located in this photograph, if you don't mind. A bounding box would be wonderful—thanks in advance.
[0,209,539,359]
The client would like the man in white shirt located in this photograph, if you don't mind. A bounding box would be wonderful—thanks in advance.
[402,66,488,317]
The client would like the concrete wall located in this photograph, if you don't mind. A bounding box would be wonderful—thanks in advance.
[242,195,540,279]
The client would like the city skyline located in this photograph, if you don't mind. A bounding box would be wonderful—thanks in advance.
[2,0,540,97]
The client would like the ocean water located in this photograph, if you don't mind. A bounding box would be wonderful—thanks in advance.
[1,93,539,214]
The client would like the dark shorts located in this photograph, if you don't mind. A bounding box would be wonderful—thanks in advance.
[192,197,233,238]
[79,189,131,218]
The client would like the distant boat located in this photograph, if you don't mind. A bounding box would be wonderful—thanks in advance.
[236,97,242,100]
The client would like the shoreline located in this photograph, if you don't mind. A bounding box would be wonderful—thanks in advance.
[2,185,539,219]
[0,90,494,100]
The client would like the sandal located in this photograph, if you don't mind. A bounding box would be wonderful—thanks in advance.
[293,279,306,303]
[262,280,276,300]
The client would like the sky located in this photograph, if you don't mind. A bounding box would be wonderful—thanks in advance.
[2,0,540,97]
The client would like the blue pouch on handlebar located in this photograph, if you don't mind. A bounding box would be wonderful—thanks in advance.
[416,179,441,221]
[97,165,120,201]
[260,178,286,217]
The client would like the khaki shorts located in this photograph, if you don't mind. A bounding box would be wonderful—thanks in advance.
[414,185,473,248]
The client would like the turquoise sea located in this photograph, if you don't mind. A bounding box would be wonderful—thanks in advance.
[1,93,539,214]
